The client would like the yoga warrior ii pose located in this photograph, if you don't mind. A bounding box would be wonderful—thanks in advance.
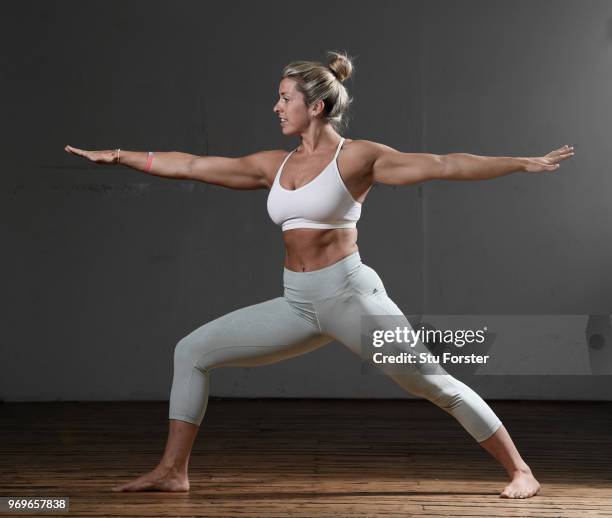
[65,51,574,499]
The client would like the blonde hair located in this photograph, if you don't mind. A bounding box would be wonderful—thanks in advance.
[281,50,355,132]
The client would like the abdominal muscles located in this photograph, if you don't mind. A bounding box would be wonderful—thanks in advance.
[282,228,359,272]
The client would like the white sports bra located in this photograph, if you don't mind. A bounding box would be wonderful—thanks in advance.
[267,137,362,231]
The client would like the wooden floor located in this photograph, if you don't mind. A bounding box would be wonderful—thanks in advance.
[1,399,611,517]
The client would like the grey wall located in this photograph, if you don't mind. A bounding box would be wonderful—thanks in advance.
[1,0,610,402]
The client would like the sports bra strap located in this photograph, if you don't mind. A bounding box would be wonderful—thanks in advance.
[333,137,345,162]
[278,137,344,180]
[275,149,295,180]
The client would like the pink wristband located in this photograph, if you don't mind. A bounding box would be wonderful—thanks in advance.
[144,151,155,173]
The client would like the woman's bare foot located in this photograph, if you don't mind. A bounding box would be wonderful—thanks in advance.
[111,465,189,492]
[500,467,540,499]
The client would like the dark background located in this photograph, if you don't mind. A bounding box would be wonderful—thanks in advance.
[2,0,610,401]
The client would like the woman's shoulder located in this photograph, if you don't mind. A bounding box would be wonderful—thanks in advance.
[345,138,394,153]
[246,148,296,188]
[341,138,390,167]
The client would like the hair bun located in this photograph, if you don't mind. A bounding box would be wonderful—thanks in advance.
[327,50,354,83]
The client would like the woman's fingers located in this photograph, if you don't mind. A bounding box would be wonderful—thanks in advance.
[554,148,573,155]
[65,145,89,159]
[525,147,575,173]
[65,145,92,161]
[549,145,573,155]
[65,146,116,164]
[547,148,575,160]
[65,145,81,155]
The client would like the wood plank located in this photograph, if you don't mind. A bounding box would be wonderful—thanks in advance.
[1,400,611,517]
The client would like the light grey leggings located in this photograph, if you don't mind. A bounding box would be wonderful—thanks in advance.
[169,251,502,443]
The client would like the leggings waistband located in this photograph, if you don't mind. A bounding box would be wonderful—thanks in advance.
[283,251,362,302]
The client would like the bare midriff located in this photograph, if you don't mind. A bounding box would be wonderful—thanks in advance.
[282,228,359,272]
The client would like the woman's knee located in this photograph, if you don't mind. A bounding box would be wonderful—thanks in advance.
[427,382,463,410]
[399,374,464,410]
[174,332,216,371]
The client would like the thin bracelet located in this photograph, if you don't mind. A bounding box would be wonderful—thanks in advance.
[144,151,155,173]
[116,148,121,164]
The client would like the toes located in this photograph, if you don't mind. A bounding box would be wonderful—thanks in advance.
[111,480,144,492]
[500,489,536,499]
[500,488,524,499]
[110,474,188,493]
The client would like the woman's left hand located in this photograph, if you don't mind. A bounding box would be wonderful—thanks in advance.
[523,145,575,173]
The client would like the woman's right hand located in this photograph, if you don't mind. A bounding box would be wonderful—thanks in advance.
[64,145,118,165]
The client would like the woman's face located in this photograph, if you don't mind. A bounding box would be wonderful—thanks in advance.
[273,78,311,135]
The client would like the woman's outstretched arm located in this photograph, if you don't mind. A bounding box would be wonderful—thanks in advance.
[64,146,196,178]
[184,151,276,189]
[64,145,274,190]
[365,140,575,186]
[437,146,574,180]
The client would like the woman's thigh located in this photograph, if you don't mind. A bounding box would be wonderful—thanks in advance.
[316,264,407,353]
[316,264,441,378]
[315,265,503,441]
[175,296,333,370]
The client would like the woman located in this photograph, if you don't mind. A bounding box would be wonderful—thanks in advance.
[65,50,574,498]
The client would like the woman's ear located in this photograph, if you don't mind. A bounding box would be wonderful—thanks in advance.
[310,99,325,118]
